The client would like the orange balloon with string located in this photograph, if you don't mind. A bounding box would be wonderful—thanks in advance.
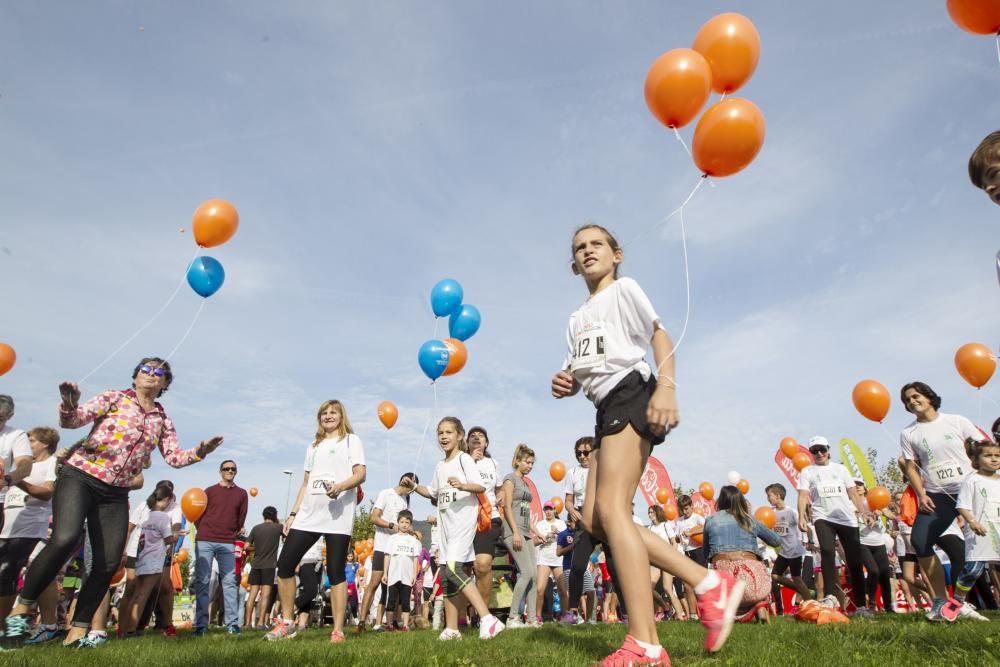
[692,98,766,177]
[249,487,258,497]
[867,486,891,512]
[663,503,678,521]
[655,488,670,504]
[181,488,208,522]
[780,437,799,458]
[442,338,468,376]
[644,48,713,129]
[698,482,715,501]
[550,461,566,482]
[192,199,239,248]
[378,400,399,429]
[737,479,750,494]
[852,379,890,422]
[954,342,996,389]
[792,452,812,472]
[947,0,1000,35]
[692,13,761,94]
[754,506,776,529]
[0,343,15,376]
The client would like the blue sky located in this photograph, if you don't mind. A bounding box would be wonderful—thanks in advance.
[2,2,998,522]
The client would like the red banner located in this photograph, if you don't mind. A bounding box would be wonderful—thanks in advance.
[689,491,716,517]
[638,456,676,508]
[523,475,544,527]
[773,445,813,489]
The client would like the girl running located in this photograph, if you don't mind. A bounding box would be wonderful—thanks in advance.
[551,224,743,665]
[119,485,175,636]
[412,417,504,640]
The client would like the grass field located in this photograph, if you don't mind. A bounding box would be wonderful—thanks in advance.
[5,615,1000,667]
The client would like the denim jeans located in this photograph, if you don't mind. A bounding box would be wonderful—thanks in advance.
[195,541,239,630]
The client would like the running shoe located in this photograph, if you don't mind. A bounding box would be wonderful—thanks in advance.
[438,628,462,641]
[264,619,297,641]
[330,630,346,643]
[162,625,177,638]
[2,615,29,647]
[925,599,947,622]
[958,602,989,622]
[559,611,579,625]
[25,625,66,645]
[75,631,108,648]
[506,617,528,629]
[478,615,505,640]
[599,635,671,667]
[695,571,745,653]
[192,627,207,637]
[850,607,875,620]
[355,621,366,634]
[227,625,242,636]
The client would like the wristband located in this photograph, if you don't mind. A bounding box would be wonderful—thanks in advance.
[289,512,297,517]
[389,522,395,531]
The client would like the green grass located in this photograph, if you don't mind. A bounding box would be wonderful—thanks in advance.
[7,615,1000,666]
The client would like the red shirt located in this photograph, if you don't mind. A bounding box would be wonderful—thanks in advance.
[194,483,248,544]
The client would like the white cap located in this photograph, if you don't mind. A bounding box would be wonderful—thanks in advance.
[807,436,829,448]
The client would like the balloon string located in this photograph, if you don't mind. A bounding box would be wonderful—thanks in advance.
[671,128,715,189]
[995,30,999,68]
[624,175,707,248]
[79,247,201,384]
[413,382,437,473]
[877,421,959,503]
[163,299,206,362]
[720,92,728,102]
[654,194,692,381]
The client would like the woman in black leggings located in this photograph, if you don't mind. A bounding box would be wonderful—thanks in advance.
[856,482,896,612]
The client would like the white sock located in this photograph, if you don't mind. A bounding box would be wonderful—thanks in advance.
[634,638,662,658]
[694,570,720,595]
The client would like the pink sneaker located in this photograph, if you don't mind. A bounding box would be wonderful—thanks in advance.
[695,571,745,653]
[329,630,345,643]
[478,615,505,640]
[939,598,962,623]
[599,635,671,666]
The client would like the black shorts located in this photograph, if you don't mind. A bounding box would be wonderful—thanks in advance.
[371,550,387,571]
[900,553,918,564]
[772,555,803,578]
[594,371,667,449]
[126,556,137,570]
[473,518,502,556]
[249,568,276,586]
[685,548,706,567]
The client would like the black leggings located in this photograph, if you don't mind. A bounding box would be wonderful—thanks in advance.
[295,561,324,614]
[18,465,129,628]
[277,529,349,585]
[859,544,893,610]
[814,519,866,608]
[568,529,596,610]
[0,537,41,596]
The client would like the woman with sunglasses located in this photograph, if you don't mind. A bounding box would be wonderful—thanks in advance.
[562,436,597,625]
[796,436,873,616]
[4,357,223,648]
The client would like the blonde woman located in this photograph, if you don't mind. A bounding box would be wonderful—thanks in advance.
[500,444,539,628]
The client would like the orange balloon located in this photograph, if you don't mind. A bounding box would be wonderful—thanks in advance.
[698,482,715,501]
[644,48,713,129]
[663,503,678,521]
[754,506,776,529]
[792,451,812,472]
[550,461,566,482]
[779,437,799,459]
[955,342,997,389]
[192,199,239,248]
[692,13,761,94]
[249,487,258,497]
[867,486,891,512]
[175,548,188,564]
[690,526,704,546]
[442,338,468,377]
[947,0,1000,35]
[181,487,208,523]
[852,379,890,423]
[655,488,670,504]
[737,479,750,494]
[378,400,399,429]
[0,343,15,376]
[549,497,564,514]
[692,98,766,177]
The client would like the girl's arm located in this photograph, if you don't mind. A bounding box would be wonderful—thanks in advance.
[412,484,433,500]
[957,507,987,536]
[797,490,811,532]
[646,328,679,435]
[332,464,366,497]
[283,471,310,535]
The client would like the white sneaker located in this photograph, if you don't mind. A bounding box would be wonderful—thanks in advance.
[478,615,505,640]
[438,628,462,641]
[958,603,989,622]
[505,618,527,629]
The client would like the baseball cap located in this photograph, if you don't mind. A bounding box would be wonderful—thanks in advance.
[807,436,829,450]
[543,501,555,509]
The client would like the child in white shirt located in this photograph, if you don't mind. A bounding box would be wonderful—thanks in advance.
[119,486,175,635]
[382,510,422,630]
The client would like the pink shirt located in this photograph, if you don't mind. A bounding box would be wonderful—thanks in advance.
[60,389,201,487]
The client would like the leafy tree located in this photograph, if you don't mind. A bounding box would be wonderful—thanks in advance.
[866,447,905,492]
[352,501,375,543]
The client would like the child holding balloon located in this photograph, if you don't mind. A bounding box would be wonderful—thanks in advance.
[552,224,744,665]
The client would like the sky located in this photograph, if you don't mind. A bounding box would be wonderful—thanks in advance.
[2,1,999,524]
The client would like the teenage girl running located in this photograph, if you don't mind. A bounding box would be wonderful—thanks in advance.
[551,224,743,665]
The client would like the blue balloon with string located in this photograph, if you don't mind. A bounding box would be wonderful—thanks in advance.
[187,256,225,298]
[418,339,451,381]
[430,278,464,317]
[448,304,481,341]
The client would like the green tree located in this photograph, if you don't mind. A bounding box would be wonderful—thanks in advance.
[866,447,905,492]
[352,501,374,543]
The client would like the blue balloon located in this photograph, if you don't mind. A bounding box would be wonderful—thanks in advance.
[418,339,451,381]
[430,278,463,317]
[186,256,225,298]
[448,304,481,341]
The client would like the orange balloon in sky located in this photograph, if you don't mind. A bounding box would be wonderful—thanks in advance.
[692,98,766,177]
[655,488,670,504]
[955,342,996,389]
[181,487,208,523]
[692,13,761,94]
[792,451,812,472]
[249,487,258,497]
[947,0,1000,35]
[780,437,799,459]
[737,479,750,494]
[867,486,891,512]
[378,400,398,429]
[699,482,715,501]
[442,338,468,377]
[0,343,15,376]
[644,48,713,129]
[550,461,566,482]
[690,526,704,546]
[852,379,890,422]
[663,503,678,521]
[192,199,239,248]
[754,506,777,529]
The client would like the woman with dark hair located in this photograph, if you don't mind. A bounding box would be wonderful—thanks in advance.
[468,427,503,616]
[4,357,222,648]
[703,486,781,622]
[898,381,981,620]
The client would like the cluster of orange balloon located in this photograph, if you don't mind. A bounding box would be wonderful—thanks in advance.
[354,538,375,565]
[181,488,208,523]
[0,343,14,377]
[947,0,1000,36]
[778,436,815,472]
[955,342,997,389]
[644,13,766,178]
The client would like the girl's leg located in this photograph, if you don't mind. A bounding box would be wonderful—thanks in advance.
[567,531,596,616]
[552,566,567,613]
[357,551,386,628]
[502,534,535,621]
[244,585,258,626]
[911,495,957,600]
[859,545,879,608]
[123,575,158,635]
[813,521,846,609]
[534,565,551,620]
[324,534,350,634]
[273,530,319,627]
[872,547,894,611]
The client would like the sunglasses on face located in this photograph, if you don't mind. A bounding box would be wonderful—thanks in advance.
[576,449,592,458]
[139,365,167,377]
[810,448,829,455]
[221,467,237,473]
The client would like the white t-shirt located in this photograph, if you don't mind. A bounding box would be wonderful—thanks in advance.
[957,473,1000,562]
[900,413,979,494]
[773,507,805,559]
[1,457,57,539]
[860,520,886,548]
[563,277,661,405]
[430,524,441,559]
[385,532,421,586]
[649,521,676,544]
[135,510,171,576]
[677,513,705,551]
[797,463,858,527]
[0,425,31,504]
[293,434,365,535]
[535,518,567,567]
[301,539,325,564]
[564,465,589,509]
[474,457,501,520]
[428,452,480,563]
[127,498,182,558]
[373,488,410,553]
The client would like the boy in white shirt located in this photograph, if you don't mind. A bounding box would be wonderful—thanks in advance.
[765,483,811,606]
[382,510,421,630]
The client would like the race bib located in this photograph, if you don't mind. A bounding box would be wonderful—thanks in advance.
[774,524,790,537]
[309,477,333,496]
[986,500,1000,525]
[927,461,964,485]
[3,487,26,508]
[395,542,417,558]
[570,322,606,372]
[438,490,458,511]
[818,482,844,499]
